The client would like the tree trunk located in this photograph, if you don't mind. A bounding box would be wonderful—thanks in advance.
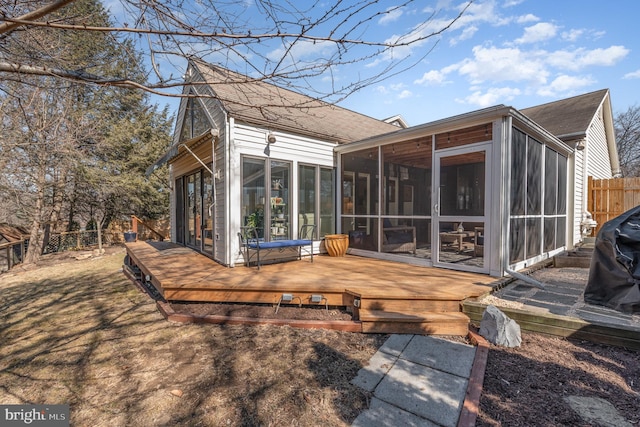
[24,189,45,264]
[97,216,105,253]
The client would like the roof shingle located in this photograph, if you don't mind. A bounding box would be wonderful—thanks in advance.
[521,89,609,140]
[191,60,399,144]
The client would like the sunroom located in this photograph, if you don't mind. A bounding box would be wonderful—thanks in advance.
[335,106,573,277]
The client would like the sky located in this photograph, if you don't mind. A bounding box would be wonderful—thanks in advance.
[338,0,640,126]
[118,0,639,129]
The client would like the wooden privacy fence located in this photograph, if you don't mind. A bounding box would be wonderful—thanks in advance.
[588,176,640,235]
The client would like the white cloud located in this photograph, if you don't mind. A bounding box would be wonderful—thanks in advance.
[624,70,640,79]
[454,0,511,28]
[537,75,596,97]
[516,14,539,24]
[266,39,336,71]
[414,69,449,85]
[373,84,412,100]
[503,0,525,7]
[451,42,629,92]
[379,7,404,25]
[457,45,549,85]
[579,45,629,67]
[390,83,407,91]
[562,29,584,42]
[515,22,558,44]
[368,0,512,67]
[375,85,390,95]
[450,25,478,45]
[547,45,629,71]
[458,86,522,107]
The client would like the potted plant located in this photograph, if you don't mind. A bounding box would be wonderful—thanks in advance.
[246,206,264,236]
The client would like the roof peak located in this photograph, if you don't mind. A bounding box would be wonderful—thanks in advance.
[522,88,608,111]
[188,59,399,143]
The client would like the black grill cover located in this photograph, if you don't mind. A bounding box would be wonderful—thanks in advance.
[585,206,640,314]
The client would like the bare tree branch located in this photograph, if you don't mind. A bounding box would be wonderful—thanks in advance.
[615,104,640,177]
[0,0,76,35]
[0,0,473,102]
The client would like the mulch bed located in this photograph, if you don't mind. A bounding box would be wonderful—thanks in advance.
[477,332,640,426]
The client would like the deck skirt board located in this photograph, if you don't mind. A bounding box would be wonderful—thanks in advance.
[124,241,496,335]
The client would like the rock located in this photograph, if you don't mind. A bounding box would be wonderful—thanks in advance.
[565,395,633,427]
[479,305,522,347]
[170,389,183,397]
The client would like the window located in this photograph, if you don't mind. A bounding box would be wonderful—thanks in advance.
[179,96,210,141]
[270,161,291,240]
[242,157,330,240]
[299,165,335,238]
[509,127,567,264]
[242,157,266,238]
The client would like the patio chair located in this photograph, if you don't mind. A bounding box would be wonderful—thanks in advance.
[382,218,416,254]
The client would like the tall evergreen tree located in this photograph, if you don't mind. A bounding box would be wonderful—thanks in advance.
[0,0,172,262]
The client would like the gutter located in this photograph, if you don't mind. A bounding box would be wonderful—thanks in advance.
[335,105,513,153]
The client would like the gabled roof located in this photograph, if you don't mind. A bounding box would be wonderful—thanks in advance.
[191,60,399,144]
[520,89,609,140]
[383,115,409,129]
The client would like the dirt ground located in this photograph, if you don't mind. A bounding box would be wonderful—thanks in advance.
[171,302,355,321]
[2,247,639,426]
[477,331,639,426]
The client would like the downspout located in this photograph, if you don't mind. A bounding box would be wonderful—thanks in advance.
[210,128,218,211]
[505,268,546,290]
[226,114,234,266]
[580,131,593,241]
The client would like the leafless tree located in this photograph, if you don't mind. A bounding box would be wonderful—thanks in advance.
[1,0,172,262]
[0,80,94,262]
[615,105,640,177]
[1,0,471,102]
[1,1,470,263]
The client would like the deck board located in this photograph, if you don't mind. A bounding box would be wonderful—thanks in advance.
[126,241,494,297]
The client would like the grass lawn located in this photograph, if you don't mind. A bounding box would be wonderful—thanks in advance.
[0,248,385,426]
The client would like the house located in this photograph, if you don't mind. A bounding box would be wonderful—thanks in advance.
[151,59,400,267]
[152,60,618,277]
[521,89,621,244]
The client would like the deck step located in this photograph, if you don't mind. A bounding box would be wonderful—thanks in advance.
[358,298,461,313]
[359,310,470,335]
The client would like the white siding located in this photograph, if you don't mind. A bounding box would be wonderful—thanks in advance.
[586,108,613,179]
[574,107,613,242]
[572,105,614,245]
[233,123,335,166]
[572,148,585,246]
[228,123,337,266]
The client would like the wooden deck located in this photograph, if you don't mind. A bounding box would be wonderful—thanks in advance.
[124,241,498,335]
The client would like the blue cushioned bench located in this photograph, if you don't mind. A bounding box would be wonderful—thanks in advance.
[238,225,316,269]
